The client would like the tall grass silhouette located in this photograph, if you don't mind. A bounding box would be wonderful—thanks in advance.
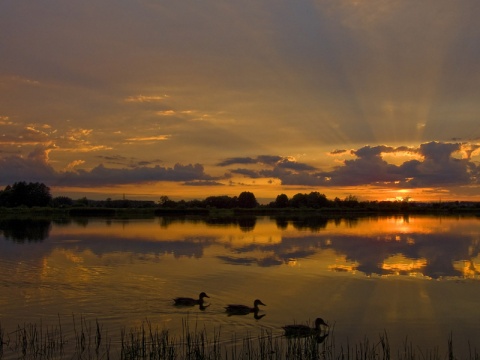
[0,316,478,359]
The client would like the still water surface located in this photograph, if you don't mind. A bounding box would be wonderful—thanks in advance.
[1,214,480,356]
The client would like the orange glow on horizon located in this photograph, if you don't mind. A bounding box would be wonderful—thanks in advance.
[52,181,480,204]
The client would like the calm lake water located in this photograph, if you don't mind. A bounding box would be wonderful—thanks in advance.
[1,214,480,358]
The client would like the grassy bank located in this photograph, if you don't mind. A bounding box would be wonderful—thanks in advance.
[1,205,479,220]
[0,318,478,360]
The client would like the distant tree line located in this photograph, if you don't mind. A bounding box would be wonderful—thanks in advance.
[0,182,336,209]
[1,182,480,212]
[0,182,52,207]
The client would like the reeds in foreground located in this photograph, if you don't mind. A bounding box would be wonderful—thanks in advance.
[0,317,478,360]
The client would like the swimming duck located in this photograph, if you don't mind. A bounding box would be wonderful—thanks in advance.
[173,292,210,306]
[282,317,329,337]
[225,299,266,315]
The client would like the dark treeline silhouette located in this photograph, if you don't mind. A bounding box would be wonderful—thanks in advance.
[1,182,480,213]
[0,181,52,207]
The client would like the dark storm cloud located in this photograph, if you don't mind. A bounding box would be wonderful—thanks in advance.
[67,163,212,186]
[353,145,396,158]
[230,168,262,178]
[97,155,129,162]
[0,148,214,186]
[217,155,285,167]
[319,145,406,186]
[401,142,474,187]
[137,160,163,166]
[183,180,224,186]
[220,141,480,188]
[217,157,257,166]
[319,142,477,187]
[0,153,57,184]
[1,141,478,190]
[277,159,316,171]
[218,155,314,170]
[330,149,349,155]
[256,155,284,165]
[419,142,460,160]
[96,155,163,167]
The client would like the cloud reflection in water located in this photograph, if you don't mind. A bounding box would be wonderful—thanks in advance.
[1,215,479,279]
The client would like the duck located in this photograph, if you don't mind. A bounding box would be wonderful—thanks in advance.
[173,292,210,306]
[282,317,329,337]
[225,299,266,315]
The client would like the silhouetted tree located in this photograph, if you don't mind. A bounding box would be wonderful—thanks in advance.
[74,197,90,207]
[289,193,309,208]
[333,197,342,207]
[344,194,359,207]
[185,199,205,208]
[0,182,52,207]
[274,194,289,208]
[52,196,74,208]
[288,192,329,208]
[0,187,10,206]
[237,191,258,208]
[204,195,238,208]
[306,191,328,208]
[158,195,177,208]
[159,195,170,206]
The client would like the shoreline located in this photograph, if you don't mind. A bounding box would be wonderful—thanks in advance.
[0,205,479,219]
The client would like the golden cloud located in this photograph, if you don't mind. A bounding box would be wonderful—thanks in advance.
[156,110,176,116]
[0,116,12,125]
[65,159,86,171]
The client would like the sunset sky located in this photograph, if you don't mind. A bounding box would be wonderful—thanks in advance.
[1,0,479,203]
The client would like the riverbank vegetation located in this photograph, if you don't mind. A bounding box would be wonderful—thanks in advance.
[1,181,480,217]
[0,317,477,360]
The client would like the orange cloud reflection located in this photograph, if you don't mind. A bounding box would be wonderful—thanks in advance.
[453,257,480,279]
[381,254,428,276]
